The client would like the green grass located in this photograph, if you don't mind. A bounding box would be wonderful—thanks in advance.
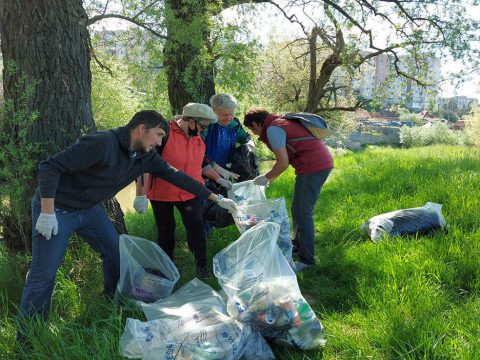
[1,145,479,359]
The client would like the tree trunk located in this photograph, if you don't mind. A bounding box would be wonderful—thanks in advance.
[0,0,126,251]
[1,0,95,150]
[164,0,216,114]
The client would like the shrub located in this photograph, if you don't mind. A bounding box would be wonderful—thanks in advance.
[0,62,41,251]
[254,139,275,160]
[400,122,471,147]
[464,106,480,147]
[91,58,143,130]
[399,111,424,126]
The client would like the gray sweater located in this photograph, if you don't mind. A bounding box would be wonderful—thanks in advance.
[37,126,212,210]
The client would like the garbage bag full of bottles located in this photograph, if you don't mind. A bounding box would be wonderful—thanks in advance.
[116,235,180,303]
[213,222,325,350]
[120,279,275,360]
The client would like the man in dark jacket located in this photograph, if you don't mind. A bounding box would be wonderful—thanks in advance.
[19,110,236,323]
[244,107,333,273]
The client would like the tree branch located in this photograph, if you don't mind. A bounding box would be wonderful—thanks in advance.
[87,14,168,40]
[87,35,113,77]
[318,99,371,112]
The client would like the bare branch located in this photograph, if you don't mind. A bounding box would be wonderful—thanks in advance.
[262,0,308,35]
[87,14,167,40]
[318,99,370,112]
[87,35,113,77]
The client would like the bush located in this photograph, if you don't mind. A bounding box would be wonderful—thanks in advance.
[400,122,472,147]
[464,106,480,147]
[0,62,41,251]
[254,139,275,160]
[91,57,143,130]
[399,111,424,126]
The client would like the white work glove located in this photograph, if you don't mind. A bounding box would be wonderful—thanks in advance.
[133,195,149,214]
[213,164,239,181]
[35,213,58,240]
[215,195,237,213]
[253,175,269,186]
[216,177,233,190]
[246,139,256,153]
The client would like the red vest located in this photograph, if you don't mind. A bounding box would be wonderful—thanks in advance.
[147,120,205,202]
[259,114,333,175]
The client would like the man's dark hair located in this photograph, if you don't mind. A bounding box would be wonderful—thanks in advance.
[243,107,270,128]
[127,110,169,135]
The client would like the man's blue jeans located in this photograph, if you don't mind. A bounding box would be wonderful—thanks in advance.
[19,197,120,319]
[291,169,331,265]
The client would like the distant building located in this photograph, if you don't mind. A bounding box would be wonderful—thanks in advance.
[93,29,150,62]
[438,96,478,116]
[352,52,441,112]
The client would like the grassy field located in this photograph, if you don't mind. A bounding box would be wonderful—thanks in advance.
[1,145,479,359]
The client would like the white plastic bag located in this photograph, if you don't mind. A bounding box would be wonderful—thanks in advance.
[227,180,266,205]
[141,278,226,321]
[213,222,325,350]
[120,279,275,359]
[361,202,447,243]
[120,314,249,359]
[116,235,180,303]
[232,198,293,268]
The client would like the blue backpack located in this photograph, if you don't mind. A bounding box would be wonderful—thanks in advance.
[283,112,330,140]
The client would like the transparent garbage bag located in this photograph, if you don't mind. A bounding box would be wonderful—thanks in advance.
[141,278,226,321]
[232,198,294,269]
[120,279,275,359]
[227,180,266,205]
[120,314,249,359]
[361,202,447,243]
[116,235,180,303]
[213,222,325,350]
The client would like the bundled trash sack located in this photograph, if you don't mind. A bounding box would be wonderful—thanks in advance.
[227,180,266,205]
[213,222,325,350]
[120,279,275,360]
[232,198,294,269]
[361,202,447,243]
[228,144,259,182]
[116,235,180,303]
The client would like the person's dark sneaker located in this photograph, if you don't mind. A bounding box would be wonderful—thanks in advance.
[292,246,300,258]
[294,261,314,273]
[196,265,212,279]
[203,223,215,239]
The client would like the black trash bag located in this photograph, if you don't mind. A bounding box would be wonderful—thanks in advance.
[202,178,235,229]
[228,144,259,182]
[361,202,447,243]
[202,145,259,229]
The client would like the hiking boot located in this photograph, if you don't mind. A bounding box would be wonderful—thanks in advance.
[294,261,314,273]
[196,265,212,279]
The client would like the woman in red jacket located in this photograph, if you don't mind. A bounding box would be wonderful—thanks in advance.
[136,103,233,278]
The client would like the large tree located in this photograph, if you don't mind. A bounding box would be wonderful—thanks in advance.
[0,0,126,251]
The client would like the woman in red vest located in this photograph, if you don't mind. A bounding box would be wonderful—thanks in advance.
[243,107,333,273]
[135,103,234,278]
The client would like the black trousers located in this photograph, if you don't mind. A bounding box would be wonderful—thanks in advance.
[150,197,207,268]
